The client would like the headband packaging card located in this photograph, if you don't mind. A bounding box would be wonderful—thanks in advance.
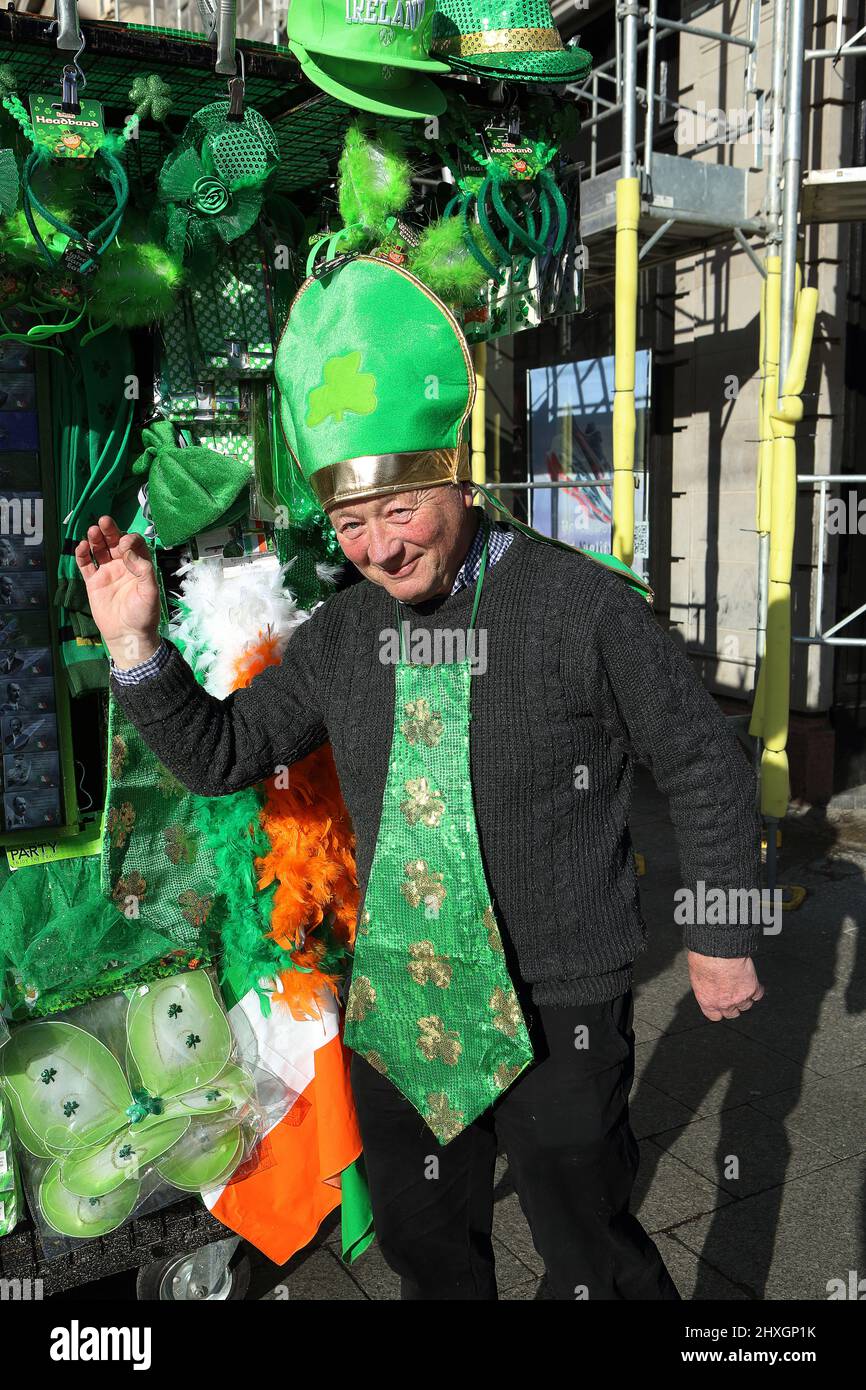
[27,93,105,158]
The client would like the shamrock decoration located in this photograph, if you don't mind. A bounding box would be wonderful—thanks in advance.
[416,1016,462,1066]
[156,101,279,261]
[401,859,447,913]
[306,352,378,428]
[109,734,128,781]
[489,985,522,1039]
[163,824,198,866]
[345,975,377,1024]
[424,1092,465,1144]
[400,698,444,748]
[483,905,505,953]
[407,940,452,988]
[107,801,135,849]
[157,763,186,798]
[178,890,213,929]
[0,971,255,1239]
[400,777,446,829]
[129,74,173,125]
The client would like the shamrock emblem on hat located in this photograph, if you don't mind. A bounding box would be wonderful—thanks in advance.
[306,351,378,427]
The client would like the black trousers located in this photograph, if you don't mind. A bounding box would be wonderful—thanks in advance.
[349,989,681,1300]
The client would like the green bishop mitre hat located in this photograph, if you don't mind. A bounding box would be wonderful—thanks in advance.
[275,255,475,512]
[275,253,654,603]
[289,0,449,120]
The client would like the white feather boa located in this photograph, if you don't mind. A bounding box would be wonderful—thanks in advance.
[169,555,325,699]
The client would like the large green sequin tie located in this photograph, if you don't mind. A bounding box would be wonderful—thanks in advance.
[343,516,534,1144]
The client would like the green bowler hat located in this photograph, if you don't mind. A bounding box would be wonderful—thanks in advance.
[431,0,592,82]
[289,0,449,120]
[275,255,474,512]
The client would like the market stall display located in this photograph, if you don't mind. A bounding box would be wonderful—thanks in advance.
[0,0,595,1297]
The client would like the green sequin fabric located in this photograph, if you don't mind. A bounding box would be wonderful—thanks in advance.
[0,855,184,1022]
[344,656,534,1145]
[100,693,219,956]
[158,232,275,423]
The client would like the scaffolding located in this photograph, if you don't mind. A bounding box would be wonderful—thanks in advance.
[552,0,862,889]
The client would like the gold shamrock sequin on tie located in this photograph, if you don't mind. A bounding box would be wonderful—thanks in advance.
[357,908,371,936]
[400,698,444,748]
[493,1062,524,1091]
[400,777,446,828]
[490,986,522,1038]
[407,940,453,988]
[417,1015,462,1066]
[346,975,377,1023]
[401,859,447,912]
[425,1092,465,1143]
[483,905,505,953]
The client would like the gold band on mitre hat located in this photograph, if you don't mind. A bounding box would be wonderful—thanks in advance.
[311,443,472,512]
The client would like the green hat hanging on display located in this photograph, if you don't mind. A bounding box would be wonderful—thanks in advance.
[131,419,251,548]
[288,0,449,119]
[157,101,279,260]
[430,0,592,82]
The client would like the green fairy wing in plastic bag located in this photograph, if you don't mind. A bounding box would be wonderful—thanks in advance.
[0,971,255,1238]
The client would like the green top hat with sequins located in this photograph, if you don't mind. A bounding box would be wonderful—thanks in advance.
[430,0,592,82]
[289,0,449,120]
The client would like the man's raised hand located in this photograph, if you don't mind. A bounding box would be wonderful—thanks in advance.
[74,516,161,670]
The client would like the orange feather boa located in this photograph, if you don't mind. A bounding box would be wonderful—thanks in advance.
[230,632,359,1020]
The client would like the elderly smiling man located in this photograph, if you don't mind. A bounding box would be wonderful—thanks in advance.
[78,257,763,1301]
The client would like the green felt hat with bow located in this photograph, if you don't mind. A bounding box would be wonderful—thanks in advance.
[131,419,251,548]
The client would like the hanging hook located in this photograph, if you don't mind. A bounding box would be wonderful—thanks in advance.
[227,47,245,122]
[53,0,83,54]
[214,0,239,77]
[54,28,86,116]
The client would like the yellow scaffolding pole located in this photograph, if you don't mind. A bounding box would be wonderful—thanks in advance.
[471,342,487,505]
[750,278,818,818]
[612,177,640,567]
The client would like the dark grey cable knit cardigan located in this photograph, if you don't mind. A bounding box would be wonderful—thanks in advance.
[109,525,763,1006]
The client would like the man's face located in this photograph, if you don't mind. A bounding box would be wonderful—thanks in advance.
[329,484,475,602]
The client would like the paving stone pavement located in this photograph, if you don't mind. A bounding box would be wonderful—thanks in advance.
[264,767,866,1301]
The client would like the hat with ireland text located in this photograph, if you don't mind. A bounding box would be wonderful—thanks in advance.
[288,0,449,120]
[275,255,474,512]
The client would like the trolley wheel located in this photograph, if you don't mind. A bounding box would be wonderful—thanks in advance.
[136,1236,251,1301]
